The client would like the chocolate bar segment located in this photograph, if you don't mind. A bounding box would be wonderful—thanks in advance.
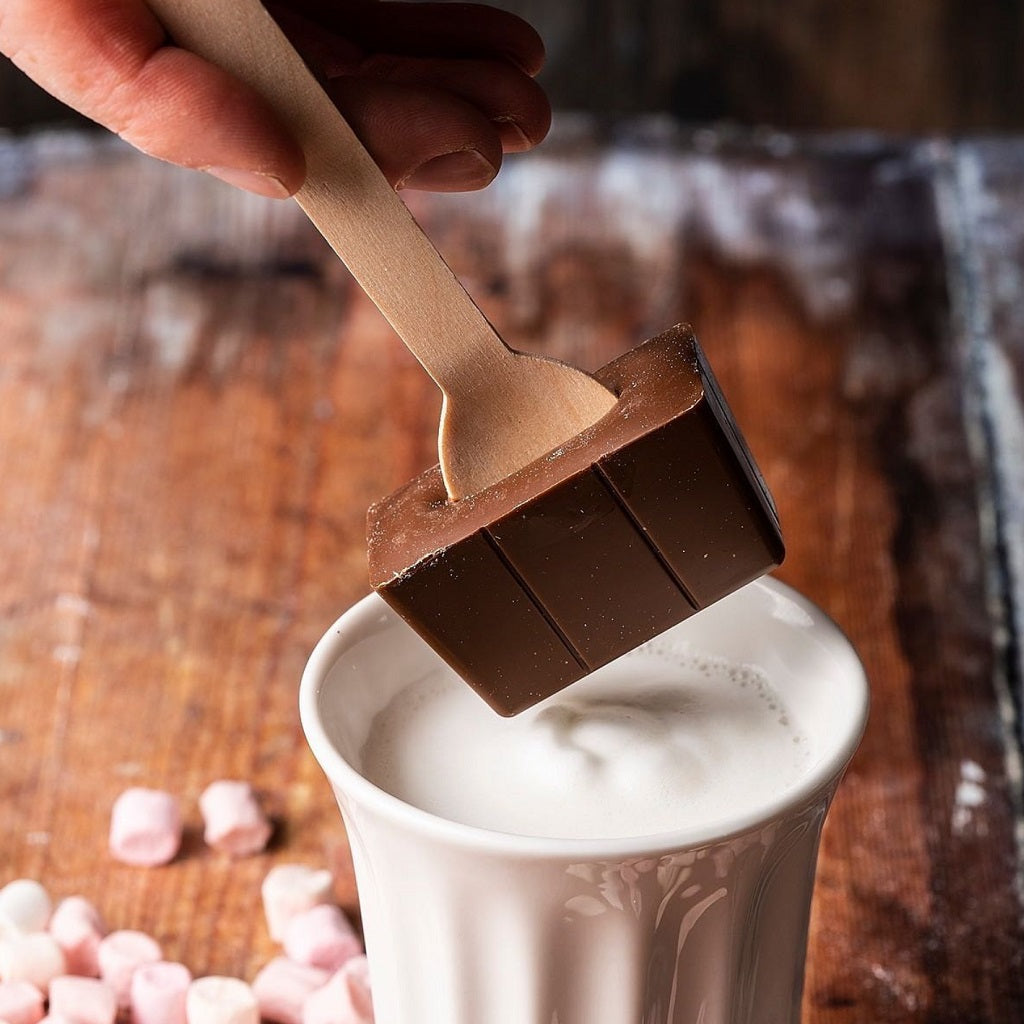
[486,469,695,669]
[367,325,784,716]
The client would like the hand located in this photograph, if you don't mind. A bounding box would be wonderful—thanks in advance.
[0,0,551,196]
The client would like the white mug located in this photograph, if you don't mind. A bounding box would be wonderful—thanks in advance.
[300,577,868,1024]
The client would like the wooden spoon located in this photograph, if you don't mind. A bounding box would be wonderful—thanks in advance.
[147,0,617,500]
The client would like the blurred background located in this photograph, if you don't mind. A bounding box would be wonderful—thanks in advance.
[2,0,1023,134]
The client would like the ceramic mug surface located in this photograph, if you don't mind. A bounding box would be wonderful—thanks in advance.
[300,577,869,1024]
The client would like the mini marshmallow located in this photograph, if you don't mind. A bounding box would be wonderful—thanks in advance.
[109,789,182,867]
[0,979,45,1024]
[48,898,106,978]
[198,781,272,858]
[96,931,162,1008]
[260,866,333,942]
[0,934,66,993]
[130,961,192,1024]
[0,882,51,938]
[282,906,361,972]
[47,976,116,1024]
[302,957,373,1024]
[251,958,329,1024]
[185,976,258,1024]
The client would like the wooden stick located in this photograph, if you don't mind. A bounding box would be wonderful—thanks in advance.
[145,0,617,499]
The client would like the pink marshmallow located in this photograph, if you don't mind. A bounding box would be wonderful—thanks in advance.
[261,866,334,942]
[0,933,66,993]
[129,960,192,1024]
[48,897,106,977]
[198,781,272,858]
[282,906,361,972]
[96,931,162,1008]
[302,957,373,1024]
[185,976,259,1024]
[0,979,45,1024]
[251,958,329,1024]
[109,789,182,867]
[0,881,52,937]
[47,976,117,1024]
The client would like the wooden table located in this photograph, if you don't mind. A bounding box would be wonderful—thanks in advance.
[1,123,1023,1021]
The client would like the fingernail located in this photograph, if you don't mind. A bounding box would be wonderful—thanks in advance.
[203,166,292,198]
[493,117,532,151]
[399,149,498,192]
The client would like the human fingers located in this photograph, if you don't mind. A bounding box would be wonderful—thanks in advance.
[273,0,546,76]
[347,54,551,153]
[0,0,305,196]
[270,3,551,185]
[326,76,504,191]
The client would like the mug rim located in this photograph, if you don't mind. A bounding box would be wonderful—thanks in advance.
[299,577,869,859]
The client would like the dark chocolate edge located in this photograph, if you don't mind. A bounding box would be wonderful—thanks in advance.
[695,339,784,547]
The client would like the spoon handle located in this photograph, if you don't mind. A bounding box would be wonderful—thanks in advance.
[148,0,514,391]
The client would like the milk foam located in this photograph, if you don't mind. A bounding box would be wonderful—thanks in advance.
[359,638,811,839]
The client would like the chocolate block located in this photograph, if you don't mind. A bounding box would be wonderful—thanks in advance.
[367,325,784,715]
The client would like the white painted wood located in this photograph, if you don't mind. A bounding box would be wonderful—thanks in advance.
[146,0,617,498]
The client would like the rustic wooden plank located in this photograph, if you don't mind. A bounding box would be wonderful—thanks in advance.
[0,126,1022,1019]
[938,139,1024,753]
[0,135,364,979]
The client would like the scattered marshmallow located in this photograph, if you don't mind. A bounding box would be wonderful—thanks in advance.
[48,898,106,978]
[198,781,272,858]
[0,882,52,937]
[5,790,360,1024]
[130,961,192,1024]
[282,905,361,973]
[185,976,258,1024]
[0,979,45,1024]
[0,934,66,994]
[109,789,182,867]
[47,976,117,1024]
[302,957,373,1024]
[96,931,162,1008]
[251,958,329,1024]
[261,866,334,942]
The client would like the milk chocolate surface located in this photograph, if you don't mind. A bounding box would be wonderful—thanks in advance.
[367,325,784,716]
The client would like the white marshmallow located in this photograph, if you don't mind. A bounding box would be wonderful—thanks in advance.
[198,781,272,858]
[129,961,192,1024]
[260,866,333,942]
[0,882,52,937]
[96,931,162,1008]
[302,957,373,1024]
[0,934,66,993]
[185,977,258,1024]
[0,979,45,1024]
[251,958,328,1024]
[282,906,361,972]
[109,789,182,867]
[48,898,106,978]
[47,976,116,1024]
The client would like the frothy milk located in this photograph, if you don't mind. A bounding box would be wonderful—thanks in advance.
[359,637,811,839]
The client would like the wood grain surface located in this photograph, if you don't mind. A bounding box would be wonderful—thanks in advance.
[1,124,1023,1020]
